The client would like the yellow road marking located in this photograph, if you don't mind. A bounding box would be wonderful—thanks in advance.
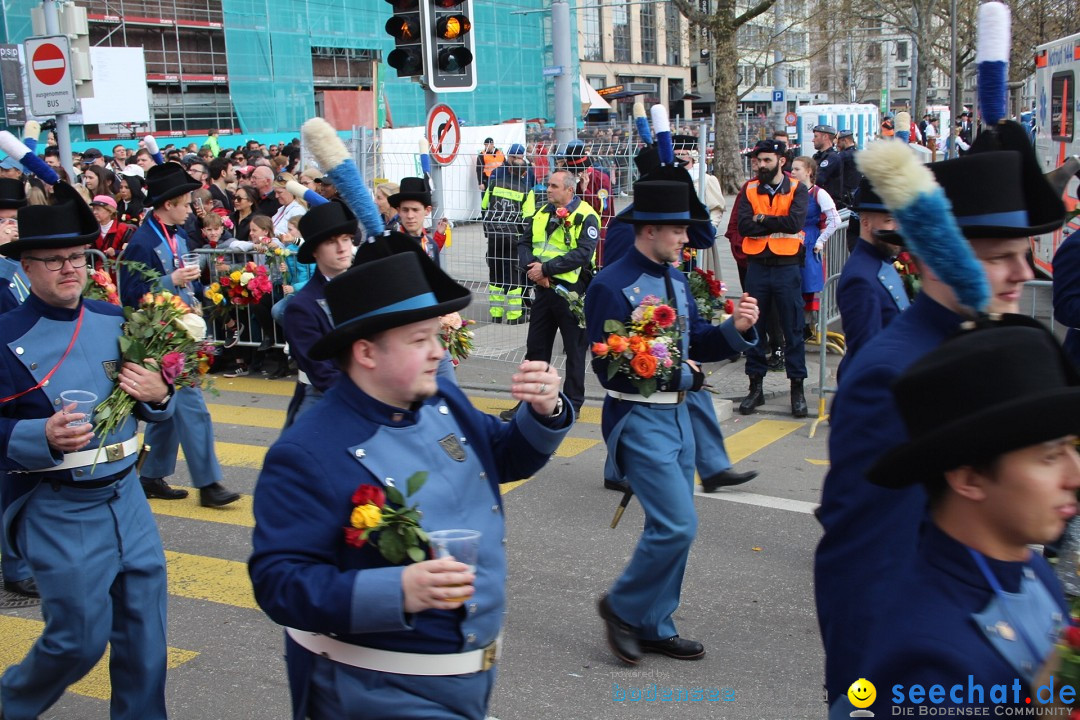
[554,437,599,458]
[726,420,805,464]
[806,458,829,466]
[207,403,285,429]
[165,551,258,610]
[150,495,254,527]
[211,376,295,397]
[0,616,198,701]
[179,440,267,469]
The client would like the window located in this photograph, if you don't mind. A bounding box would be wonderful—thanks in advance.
[613,0,631,63]
[1051,71,1075,142]
[588,75,607,90]
[581,5,603,62]
[665,5,682,66]
[640,3,657,64]
[897,69,909,88]
[866,43,881,61]
[896,41,908,62]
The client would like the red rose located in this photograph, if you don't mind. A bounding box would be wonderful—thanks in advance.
[351,484,386,508]
[160,351,186,385]
[555,207,569,219]
[343,526,367,548]
[1065,625,1080,648]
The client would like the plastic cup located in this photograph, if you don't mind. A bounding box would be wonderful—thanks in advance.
[60,390,97,427]
[428,529,480,603]
[181,252,200,268]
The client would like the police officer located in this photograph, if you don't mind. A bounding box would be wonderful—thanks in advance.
[250,249,572,720]
[481,143,536,325]
[515,169,599,415]
[836,131,860,206]
[811,124,844,207]
[736,139,810,417]
[0,183,174,719]
[120,162,241,507]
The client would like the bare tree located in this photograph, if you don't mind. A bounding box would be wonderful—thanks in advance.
[852,0,941,116]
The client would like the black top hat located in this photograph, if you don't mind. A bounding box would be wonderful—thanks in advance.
[387,177,431,209]
[309,251,471,360]
[0,178,27,210]
[671,135,697,150]
[868,320,1080,488]
[1,183,99,258]
[614,180,711,226]
[750,139,785,158]
[352,231,471,305]
[850,176,890,214]
[145,163,201,207]
[929,147,1066,238]
[562,141,590,167]
[296,201,358,264]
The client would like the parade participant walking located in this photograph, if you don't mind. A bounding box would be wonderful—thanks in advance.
[120,163,241,507]
[249,250,572,720]
[280,202,355,426]
[481,143,535,325]
[512,169,599,417]
[814,121,1069,707]
[835,177,908,379]
[585,180,758,665]
[0,183,174,720]
[736,139,809,417]
[829,322,1080,716]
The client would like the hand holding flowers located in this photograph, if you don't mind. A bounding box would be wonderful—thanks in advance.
[591,295,682,398]
[344,472,429,565]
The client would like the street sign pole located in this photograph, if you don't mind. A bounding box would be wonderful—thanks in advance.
[424,85,444,225]
[41,0,74,183]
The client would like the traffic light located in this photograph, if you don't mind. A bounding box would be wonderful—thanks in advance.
[421,0,476,92]
[385,0,424,78]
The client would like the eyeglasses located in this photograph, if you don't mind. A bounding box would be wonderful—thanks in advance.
[23,252,90,271]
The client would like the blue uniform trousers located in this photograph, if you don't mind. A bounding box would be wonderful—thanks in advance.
[141,385,223,487]
[0,472,30,583]
[607,403,697,640]
[307,654,495,720]
[1,472,167,720]
[284,384,324,429]
[743,262,806,378]
[604,389,731,484]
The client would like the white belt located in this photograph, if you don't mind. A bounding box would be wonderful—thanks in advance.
[606,389,685,405]
[297,370,310,386]
[285,627,500,676]
[27,436,140,472]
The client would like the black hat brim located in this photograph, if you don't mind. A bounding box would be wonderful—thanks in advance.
[868,387,1080,488]
[387,191,431,209]
[149,181,202,207]
[1,183,99,258]
[296,218,358,264]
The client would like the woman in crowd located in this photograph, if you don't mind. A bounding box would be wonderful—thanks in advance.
[271,174,307,238]
[231,185,260,244]
[83,165,117,196]
[373,181,400,231]
[90,195,134,269]
[790,156,842,339]
[116,174,146,225]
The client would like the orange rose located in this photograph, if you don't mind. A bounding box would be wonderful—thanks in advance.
[607,334,629,354]
[628,335,649,355]
[630,353,658,378]
[591,341,609,356]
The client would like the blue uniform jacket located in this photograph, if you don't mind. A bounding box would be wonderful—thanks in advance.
[1053,234,1080,370]
[281,273,338,392]
[836,239,910,379]
[119,218,202,309]
[585,246,755,439]
[815,294,965,704]
[845,523,1067,715]
[0,295,174,545]
[249,376,572,719]
[0,257,30,314]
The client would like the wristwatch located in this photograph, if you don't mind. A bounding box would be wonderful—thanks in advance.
[149,386,174,410]
[547,397,564,418]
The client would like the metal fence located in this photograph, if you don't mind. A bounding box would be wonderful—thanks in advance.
[808,213,852,438]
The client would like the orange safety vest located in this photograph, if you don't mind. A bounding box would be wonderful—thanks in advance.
[482,150,505,178]
[742,180,805,256]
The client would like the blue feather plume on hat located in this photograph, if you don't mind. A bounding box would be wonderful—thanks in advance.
[301,118,384,237]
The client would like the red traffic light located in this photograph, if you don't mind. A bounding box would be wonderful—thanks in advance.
[437,46,472,72]
[436,15,471,40]
[385,15,420,41]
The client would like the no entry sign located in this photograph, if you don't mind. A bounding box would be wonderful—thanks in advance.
[426,103,460,166]
[24,36,77,116]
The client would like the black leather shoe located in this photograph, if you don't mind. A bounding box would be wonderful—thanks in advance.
[700,469,758,493]
[640,635,705,660]
[597,595,641,665]
[3,577,39,598]
[604,479,629,492]
[739,376,765,415]
[200,483,241,508]
[141,477,189,500]
[257,337,273,352]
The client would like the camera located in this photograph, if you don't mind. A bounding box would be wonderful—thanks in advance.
[39,119,57,132]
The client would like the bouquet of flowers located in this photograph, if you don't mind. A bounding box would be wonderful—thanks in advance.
[84,268,120,305]
[591,295,682,398]
[344,471,429,565]
[207,261,273,307]
[92,290,210,465]
[554,284,586,328]
[264,246,293,283]
[440,313,476,365]
[893,251,921,302]
[687,267,727,320]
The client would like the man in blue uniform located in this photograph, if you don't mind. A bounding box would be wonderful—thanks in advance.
[811,124,844,207]
[585,180,758,665]
[829,322,1079,716]
[835,176,908,380]
[815,128,1069,707]
[120,163,240,507]
[281,201,356,426]
[0,177,36,598]
[249,248,573,720]
[0,183,175,720]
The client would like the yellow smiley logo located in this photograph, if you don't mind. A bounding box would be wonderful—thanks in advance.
[847,678,876,709]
